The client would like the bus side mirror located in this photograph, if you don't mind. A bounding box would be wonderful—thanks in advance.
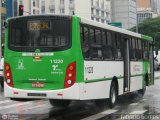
[4,22,8,29]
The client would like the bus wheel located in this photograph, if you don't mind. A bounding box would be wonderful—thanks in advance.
[138,80,146,96]
[49,99,71,108]
[108,82,118,108]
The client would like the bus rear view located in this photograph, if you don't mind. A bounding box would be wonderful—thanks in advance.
[4,15,81,106]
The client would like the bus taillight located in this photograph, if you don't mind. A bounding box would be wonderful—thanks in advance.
[64,62,76,88]
[4,62,14,87]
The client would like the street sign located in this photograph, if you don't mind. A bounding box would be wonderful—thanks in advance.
[108,22,122,28]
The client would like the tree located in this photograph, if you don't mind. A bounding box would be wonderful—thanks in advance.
[130,17,160,50]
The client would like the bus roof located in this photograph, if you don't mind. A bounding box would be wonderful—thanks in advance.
[7,14,72,21]
[7,14,153,42]
[79,16,153,42]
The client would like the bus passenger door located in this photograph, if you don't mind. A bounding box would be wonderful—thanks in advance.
[123,38,130,92]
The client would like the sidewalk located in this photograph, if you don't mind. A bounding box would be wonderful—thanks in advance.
[155,71,160,79]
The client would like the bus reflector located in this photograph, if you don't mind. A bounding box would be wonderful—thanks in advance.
[34,56,41,59]
[64,62,76,88]
[4,62,14,87]
[57,93,63,96]
[14,91,19,94]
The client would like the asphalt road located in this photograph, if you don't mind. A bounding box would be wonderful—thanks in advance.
[0,72,160,120]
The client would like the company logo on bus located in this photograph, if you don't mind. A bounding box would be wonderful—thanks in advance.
[32,82,44,88]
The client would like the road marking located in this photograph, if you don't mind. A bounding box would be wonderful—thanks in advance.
[130,110,147,114]
[81,109,118,120]
[6,103,51,114]
[0,101,33,111]
[141,99,147,101]
[0,100,12,104]
[0,100,46,111]
[130,103,138,106]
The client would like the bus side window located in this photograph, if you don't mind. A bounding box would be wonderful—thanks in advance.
[80,25,90,60]
[130,37,136,60]
[102,31,113,60]
[90,27,102,60]
[135,38,142,60]
[113,33,122,60]
[135,39,139,60]
[143,41,149,60]
[137,39,143,60]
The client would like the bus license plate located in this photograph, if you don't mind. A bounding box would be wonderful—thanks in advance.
[32,82,44,88]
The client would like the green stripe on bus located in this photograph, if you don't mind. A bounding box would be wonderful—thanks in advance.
[141,35,153,41]
[85,74,145,83]
[84,76,124,83]
[130,74,145,77]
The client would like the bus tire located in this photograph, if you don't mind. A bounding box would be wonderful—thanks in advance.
[108,82,118,108]
[49,99,71,108]
[138,79,146,96]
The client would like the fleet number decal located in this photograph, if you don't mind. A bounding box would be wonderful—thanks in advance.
[85,67,93,73]
[50,59,63,64]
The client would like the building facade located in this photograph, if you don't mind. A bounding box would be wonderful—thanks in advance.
[137,0,160,24]
[6,0,41,17]
[111,0,137,29]
[1,0,6,47]
[41,0,111,24]
[91,0,111,23]
[17,0,41,15]
[151,0,160,14]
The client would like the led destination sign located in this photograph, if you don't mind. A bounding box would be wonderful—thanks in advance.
[28,21,50,30]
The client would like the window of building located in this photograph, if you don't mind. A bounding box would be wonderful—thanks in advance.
[33,0,35,7]
[91,8,94,15]
[101,2,104,9]
[60,0,64,4]
[41,1,45,13]
[50,9,55,13]
[101,19,104,23]
[1,0,6,7]
[49,0,55,13]
[69,0,74,4]
[91,17,94,20]
[96,18,99,22]
[96,0,99,7]
[91,0,93,6]
[96,9,99,16]
[101,11,104,17]
[33,10,36,14]
[60,9,65,14]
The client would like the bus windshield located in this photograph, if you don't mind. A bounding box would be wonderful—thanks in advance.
[8,17,71,52]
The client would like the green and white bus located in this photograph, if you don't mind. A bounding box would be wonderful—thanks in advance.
[4,15,154,108]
